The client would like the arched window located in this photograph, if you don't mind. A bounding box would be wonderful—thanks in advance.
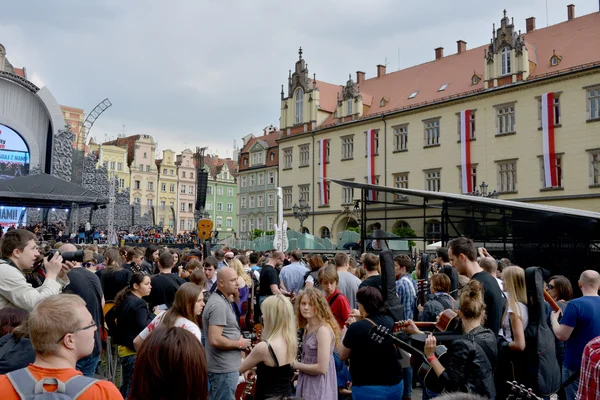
[426,219,442,242]
[501,47,511,75]
[320,226,330,239]
[347,99,353,115]
[295,89,304,124]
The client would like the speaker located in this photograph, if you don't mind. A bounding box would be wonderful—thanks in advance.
[196,171,209,211]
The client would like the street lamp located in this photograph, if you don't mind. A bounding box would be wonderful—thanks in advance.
[292,196,311,233]
[469,182,499,198]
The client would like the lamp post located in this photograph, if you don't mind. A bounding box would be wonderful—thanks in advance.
[292,196,311,233]
[469,181,499,198]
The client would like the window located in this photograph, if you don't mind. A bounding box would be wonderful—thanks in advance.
[207,186,212,195]
[188,220,193,230]
[424,118,440,146]
[538,95,561,127]
[228,187,233,196]
[160,201,166,209]
[251,152,264,165]
[539,154,563,188]
[241,197,246,209]
[241,176,247,188]
[170,170,174,176]
[143,152,147,159]
[319,182,331,205]
[168,219,174,228]
[457,112,476,140]
[590,151,600,186]
[182,171,186,178]
[134,197,141,204]
[472,75,479,85]
[163,168,167,175]
[189,203,194,212]
[181,184,186,194]
[216,217,222,229]
[206,202,212,211]
[138,165,143,172]
[227,203,233,212]
[321,227,331,239]
[217,202,223,211]
[587,87,600,120]
[119,179,124,188]
[117,162,123,171]
[146,165,150,172]
[240,218,246,232]
[257,173,264,186]
[551,56,559,66]
[425,169,441,192]
[283,187,292,209]
[497,160,518,193]
[188,185,194,195]
[110,161,115,170]
[147,181,154,191]
[170,184,175,192]
[180,203,185,212]
[342,185,354,205]
[458,165,478,193]
[496,103,516,135]
[283,148,293,169]
[299,185,310,203]
[257,216,263,230]
[161,183,166,192]
[426,219,442,240]
[103,161,108,169]
[267,216,274,228]
[268,171,275,184]
[501,47,511,75]
[295,89,304,124]
[249,196,255,208]
[147,199,153,206]
[257,195,263,208]
[393,125,408,151]
[190,172,193,179]
[318,140,330,164]
[217,187,223,195]
[299,144,310,167]
[394,172,409,200]
[180,219,185,230]
[409,91,418,99]
[134,180,141,190]
[249,218,255,231]
[159,218,164,226]
[267,193,274,207]
[342,136,354,160]
[364,131,379,155]
[226,218,232,228]
[249,175,256,186]
[347,99,353,115]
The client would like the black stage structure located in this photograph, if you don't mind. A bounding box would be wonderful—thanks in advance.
[331,179,600,291]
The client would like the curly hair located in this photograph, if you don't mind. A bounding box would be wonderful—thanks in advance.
[295,288,340,346]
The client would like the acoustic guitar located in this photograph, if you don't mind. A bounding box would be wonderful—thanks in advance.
[506,380,543,400]
[197,219,214,241]
[393,309,459,335]
[544,289,561,313]
[235,375,256,400]
[417,345,449,395]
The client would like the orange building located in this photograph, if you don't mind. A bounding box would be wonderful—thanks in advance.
[60,106,85,151]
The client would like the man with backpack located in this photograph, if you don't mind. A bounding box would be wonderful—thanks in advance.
[0,294,122,399]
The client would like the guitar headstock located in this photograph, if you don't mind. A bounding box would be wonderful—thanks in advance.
[369,324,390,344]
[253,323,263,342]
[392,320,409,334]
[506,381,542,400]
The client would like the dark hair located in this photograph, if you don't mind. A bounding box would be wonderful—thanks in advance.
[190,269,206,288]
[249,252,260,264]
[356,286,385,315]
[158,251,174,269]
[448,237,477,262]
[0,307,29,336]
[114,272,148,311]
[436,247,450,263]
[203,256,218,269]
[308,255,324,272]
[458,280,485,320]
[126,247,144,262]
[372,222,382,229]
[549,275,573,301]
[363,253,379,272]
[236,255,249,265]
[161,283,202,328]
[394,254,413,272]
[144,244,159,263]
[129,326,208,400]
[0,229,36,259]
[430,273,451,293]
[215,250,224,260]
[290,250,302,261]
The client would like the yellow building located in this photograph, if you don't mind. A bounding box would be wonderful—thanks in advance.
[97,144,130,192]
[156,149,178,231]
[277,8,600,243]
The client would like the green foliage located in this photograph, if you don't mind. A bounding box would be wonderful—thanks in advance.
[249,229,275,240]
[347,227,360,233]
[392,226,417,248]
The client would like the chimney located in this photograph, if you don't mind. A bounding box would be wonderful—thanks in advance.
[526,17,536,33]
[435,47,444,60]
[356,71,365,84]
[567,4,575,21]
[377,65,386,78]
[457,40,467,54]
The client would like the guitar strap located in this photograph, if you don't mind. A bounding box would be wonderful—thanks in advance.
[365,318,411,368]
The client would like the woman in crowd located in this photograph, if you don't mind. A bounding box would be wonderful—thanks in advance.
[111,272,154,398]
[190,269,206,289]
[419,273,457,322]
[546,275,572,400]
[141,244,159,275]
[239,295,296,399]
[124,247,145,274]
[179,258,201,281]
[230,258,251,316]
[339,286,403,400]
[0,309,35,374]
[170,249,181,273]
[405,280,497,399]
[129,326,208,400]
[304,255,325,289]
[133,282,204,350]
[295,288,339,400]
[97,248,132,301]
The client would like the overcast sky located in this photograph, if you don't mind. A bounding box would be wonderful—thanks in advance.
[1,0,598,158]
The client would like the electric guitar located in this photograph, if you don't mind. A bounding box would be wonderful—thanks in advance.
[272,187,289,252]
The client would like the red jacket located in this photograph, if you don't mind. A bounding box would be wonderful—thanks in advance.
[327,289,351,330]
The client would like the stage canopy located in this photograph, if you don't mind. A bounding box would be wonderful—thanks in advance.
[0,173,108,208]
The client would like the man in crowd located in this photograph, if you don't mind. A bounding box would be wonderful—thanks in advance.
[551,270,600,400]
[146,251,185,310]
[448,237,504,335]
[215,250,228,269]
[334,253,361,309]
[60,243,104,377]
[249,252,261,275]
[371,222,389,251]
[204,256,219,294]
[279,250,308,295]
[0,229,69,311]
[577,335,600,400]
[436,247,459,298]
[0,294,122,399]
[204,267,252,400]
[358,253,382,291]
[258,251,286,307]
[479,257,502,290]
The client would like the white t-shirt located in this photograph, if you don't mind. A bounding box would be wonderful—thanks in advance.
[500,292,528,342]
[139,311,202,343]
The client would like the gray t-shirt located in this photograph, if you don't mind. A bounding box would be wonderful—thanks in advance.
[372,229,389,250]
[202,291,242,373]
[337,271,362,309]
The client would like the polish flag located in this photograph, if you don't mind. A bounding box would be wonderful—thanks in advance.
[366,129,377,201]
[319,139,328,205]
[460,110,473,194]
[541,93,558,187]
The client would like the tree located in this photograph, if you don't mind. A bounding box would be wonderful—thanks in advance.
[392,226,417,248]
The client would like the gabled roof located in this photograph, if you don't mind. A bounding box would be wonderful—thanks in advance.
[203,155,239,179]
[240,131,280,154]
[103,135,142,166]
[315,80,343,113]
[13,68,25,78]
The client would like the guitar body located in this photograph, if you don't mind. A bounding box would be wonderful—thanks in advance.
[197,219,214,241]
[235,376,256,400]
[417,345,448,394]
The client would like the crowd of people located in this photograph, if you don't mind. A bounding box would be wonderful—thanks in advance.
[0,229,599,400]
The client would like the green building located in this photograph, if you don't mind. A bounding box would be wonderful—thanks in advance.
[202,155,238,238]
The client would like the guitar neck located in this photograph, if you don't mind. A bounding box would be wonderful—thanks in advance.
[544,290,561,313]
[414,321,437,329]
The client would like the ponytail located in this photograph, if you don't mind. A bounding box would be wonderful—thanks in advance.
[114,272,146,310]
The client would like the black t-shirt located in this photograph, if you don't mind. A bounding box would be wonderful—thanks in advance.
[343,313,403,386]
[259,265,279,297]
[96,268,132,302]
[472,271,505,336]
[145,273,186,309]
[65,268,103,357]
[359,275,382,291]
[440,264,459,299]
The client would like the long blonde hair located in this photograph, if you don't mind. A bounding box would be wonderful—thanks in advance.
[503,266,527,321]
[261,295,298,363]
[229,258,252,287]
[295,288,340,346]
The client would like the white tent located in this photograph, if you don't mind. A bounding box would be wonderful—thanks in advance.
[426,241,442,251]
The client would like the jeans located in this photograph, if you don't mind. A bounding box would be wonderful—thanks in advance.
[402,366,412,398]
[120,355,137,399]
[352,380,403,400]
[562,365,579,400]
[208,371,238,400]
[76,353,100,377]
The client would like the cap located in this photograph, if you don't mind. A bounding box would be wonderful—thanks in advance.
[225,251,234,258]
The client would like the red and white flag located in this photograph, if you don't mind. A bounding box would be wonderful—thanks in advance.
[366,129,377,201]
[319,139,328,205]
[541,93,558,187]
[460,110,473,194]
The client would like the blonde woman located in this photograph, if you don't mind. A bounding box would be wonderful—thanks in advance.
[239,295,297,400]
[229,259,252,316]
[295,288,339,400]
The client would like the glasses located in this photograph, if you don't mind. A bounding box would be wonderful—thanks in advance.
[83,262,96,268]
[57,321,96,343]
[226,257,233,261]
[546,284,555,290]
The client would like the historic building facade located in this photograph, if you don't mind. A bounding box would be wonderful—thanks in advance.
[176,149,197,233]
[203,155,238,237]
[237,127,280,238]
[276,7,600,243]
[60,106,85,151]
[156,149,178,231]
[96,144,130,192]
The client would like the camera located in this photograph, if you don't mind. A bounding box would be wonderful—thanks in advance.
[47,249,84,263]
[242,331,258,342]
